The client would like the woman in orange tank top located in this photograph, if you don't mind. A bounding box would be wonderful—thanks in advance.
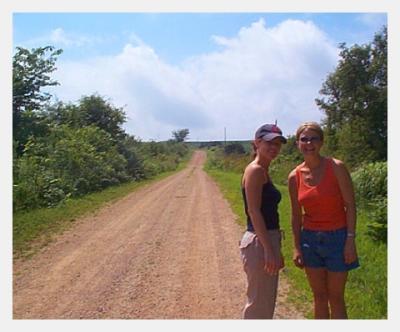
[288,122,359,319]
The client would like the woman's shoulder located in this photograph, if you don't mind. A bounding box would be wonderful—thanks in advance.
[327,157,346,171]
[245,161,264,172]
[326,157,349,179]
[288,168,297,180]
[288,162,304,186]
[329,157,344,166]
[288,162,304,177]
[243,162,266,183]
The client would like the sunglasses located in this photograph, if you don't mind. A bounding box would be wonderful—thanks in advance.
[299,136,321,143]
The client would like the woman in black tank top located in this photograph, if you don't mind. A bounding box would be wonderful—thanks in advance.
[239,123,287,319]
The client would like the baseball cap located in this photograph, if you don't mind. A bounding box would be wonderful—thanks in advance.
[255,124,287,144]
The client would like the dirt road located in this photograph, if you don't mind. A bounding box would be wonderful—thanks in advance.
[13,150,304,319]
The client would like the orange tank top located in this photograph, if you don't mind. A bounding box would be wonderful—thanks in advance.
[296,158,347,231]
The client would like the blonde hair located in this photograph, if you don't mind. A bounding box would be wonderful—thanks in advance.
[296,122,324,141]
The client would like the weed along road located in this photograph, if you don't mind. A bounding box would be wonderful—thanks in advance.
[13,150,303,319]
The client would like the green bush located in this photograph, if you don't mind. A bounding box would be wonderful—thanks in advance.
[352,162,387,242]
[352,161,387,203]
[13,125,128,210]
[224,142,246,155]
[365,197,387,241]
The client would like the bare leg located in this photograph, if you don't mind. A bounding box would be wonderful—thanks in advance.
[327,271,348,319]
[305,267,329,319]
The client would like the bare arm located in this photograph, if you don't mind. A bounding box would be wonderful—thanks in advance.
[288,169,304,268]
[244,165,279,274]
[245,165,273,252]
[332,158,358,264]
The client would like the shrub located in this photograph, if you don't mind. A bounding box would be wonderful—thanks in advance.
[13,125,129,210]
[352,161,387,203]
[352,161,387,242]
[366,197,387,241]
[224,143,246,155]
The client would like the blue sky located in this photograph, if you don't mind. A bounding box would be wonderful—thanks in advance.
[12,12,387,141]
[13,13,386,64]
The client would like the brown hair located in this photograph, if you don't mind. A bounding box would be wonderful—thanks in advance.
[251,141,257,160]
[295,122,324,141]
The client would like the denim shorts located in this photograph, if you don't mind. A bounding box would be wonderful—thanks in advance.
[300,228,360,272]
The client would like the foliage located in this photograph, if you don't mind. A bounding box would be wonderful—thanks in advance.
[13,123,189,211]
[13,46,62,114]
[365,197,387,242]
[352,161,387,202]
[13,125,128,210]
[224,142,246,155]
[116,135,145,180]
[352,161,387,241]
[205,147,250,175]
[45,94,127,138]
[13,46,63,155]
[172,128,190,142]
[139,140,190,177]
[315,26,387,168]
[78,94,127,138]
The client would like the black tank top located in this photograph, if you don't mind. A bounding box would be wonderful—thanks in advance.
[242,181,281,231]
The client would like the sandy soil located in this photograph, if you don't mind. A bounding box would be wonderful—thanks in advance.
[13,150,304,319]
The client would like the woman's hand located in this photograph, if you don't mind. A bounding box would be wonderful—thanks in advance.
[292,248,304,269]
[344,238,358,264]
[263,249,280,275]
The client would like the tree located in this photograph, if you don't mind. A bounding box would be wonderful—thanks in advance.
[172,128,190,142]
[315,26,387,167]
[78,94,127,139]
[13,46,63,155]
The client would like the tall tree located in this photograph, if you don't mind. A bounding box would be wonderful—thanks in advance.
[13,46,63,155]
[315,26,387,166]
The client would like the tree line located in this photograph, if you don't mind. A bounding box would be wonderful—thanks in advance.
[13,46,190,211]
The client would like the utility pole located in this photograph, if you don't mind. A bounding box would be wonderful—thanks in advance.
[224,127,226,147]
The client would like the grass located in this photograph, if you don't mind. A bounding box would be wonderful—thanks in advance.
[13,157,191,260]
[204,165,387,319]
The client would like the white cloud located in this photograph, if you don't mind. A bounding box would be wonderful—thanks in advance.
[21,28,105,49]
[49,28,94,47]
[50,19,339,141]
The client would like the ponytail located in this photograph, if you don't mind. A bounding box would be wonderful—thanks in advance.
[251,141,257,160]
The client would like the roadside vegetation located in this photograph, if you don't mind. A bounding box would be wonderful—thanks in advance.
[12,45,192,258]
[204,26,387,319]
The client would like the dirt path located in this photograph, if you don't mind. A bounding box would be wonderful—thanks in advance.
[13,150,304,319]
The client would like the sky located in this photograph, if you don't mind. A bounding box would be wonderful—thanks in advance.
[12,12,387,142]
